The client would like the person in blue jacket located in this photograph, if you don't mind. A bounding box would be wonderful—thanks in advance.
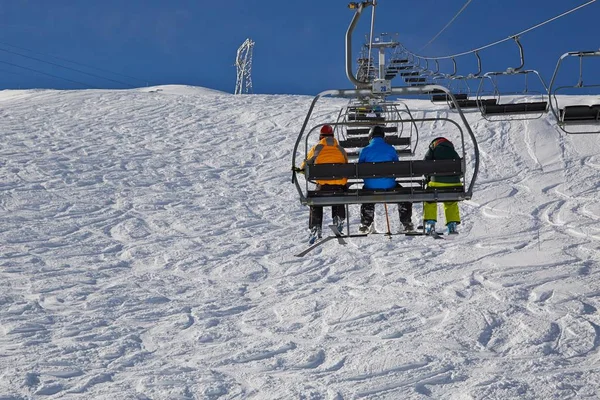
[357,125,413,233]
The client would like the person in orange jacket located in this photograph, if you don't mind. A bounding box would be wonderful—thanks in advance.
[301,124,349,243]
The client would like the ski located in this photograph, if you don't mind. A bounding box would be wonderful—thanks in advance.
[405,230,445,239]
[328,225,348,244]
[295,236,336,257]
[328,225,369,240]
[430,231,445,240]
[295,226,368,258]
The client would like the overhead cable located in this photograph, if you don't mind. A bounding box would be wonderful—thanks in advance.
[408,0,597,60]
[0,46,135,88]
[0,67,29,77]
[0,40,150,86]
[0,59,98,88]
[420,0,473,51]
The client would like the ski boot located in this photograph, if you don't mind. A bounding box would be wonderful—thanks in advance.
[424,220,436,235]
[358,223,372,234]
[447,221,458,235]
[332,216,344,234]
[308,226,322,245]
[402,222,415,232]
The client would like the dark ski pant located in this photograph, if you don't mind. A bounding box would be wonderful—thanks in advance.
[360,202,412,226]
[309,184,346,230]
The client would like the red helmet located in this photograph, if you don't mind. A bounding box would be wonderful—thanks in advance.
[320,125,334,136]
[429,137,452,150]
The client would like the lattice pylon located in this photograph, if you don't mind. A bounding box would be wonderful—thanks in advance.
[235,38,255,95]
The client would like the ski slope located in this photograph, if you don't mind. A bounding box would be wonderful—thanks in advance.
[1,85,600,399]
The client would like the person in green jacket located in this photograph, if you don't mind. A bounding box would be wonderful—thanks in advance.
[423,137,463,234]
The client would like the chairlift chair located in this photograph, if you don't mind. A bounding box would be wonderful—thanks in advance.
[476,37,549,121]
[476,70,549,119]
[548,50,600,134]
[423,59,460,102]
[431,75,470,104]
[430,54,497,110]
[291,85,480,207]
[337,100,418,161]
[290,2,479,211]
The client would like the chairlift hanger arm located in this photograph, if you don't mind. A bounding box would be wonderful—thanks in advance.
[422,59,430,74]
[472,52,481,77]
[450,58,457,77]
[346,1,375,88]
[509,36,525,72]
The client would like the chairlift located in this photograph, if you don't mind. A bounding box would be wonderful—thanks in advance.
[476,37,549,120]
[548,50,600,134]
[427,59,470,103]
[399,56,428,85]
[425,61,455,101]
[291,2,479,212]
[337,100,419,161]
[431,53,498,110]
[291,85,480,207]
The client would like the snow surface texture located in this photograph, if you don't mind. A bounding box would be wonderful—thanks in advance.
[1,85,600,399]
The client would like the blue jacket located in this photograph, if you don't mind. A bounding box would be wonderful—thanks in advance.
[358,137,398,189]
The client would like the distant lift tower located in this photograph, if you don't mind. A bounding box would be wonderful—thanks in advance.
[235,38,255,94]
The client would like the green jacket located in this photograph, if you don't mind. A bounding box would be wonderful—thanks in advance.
[424,141,462,184]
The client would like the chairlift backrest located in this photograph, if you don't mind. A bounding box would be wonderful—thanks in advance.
[475,69,549,120]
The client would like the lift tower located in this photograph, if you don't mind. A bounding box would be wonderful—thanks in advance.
[235,38,255,95]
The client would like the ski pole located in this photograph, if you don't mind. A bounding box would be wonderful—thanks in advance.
[345,204,350,236]
[384,203,392,237]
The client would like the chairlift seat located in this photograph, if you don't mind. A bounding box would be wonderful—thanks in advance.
[339,136,410,148]
[482,101,547,115]
[450,98,497,109]
[431,93,468,102]
[346,126,397,135]
[347,106,378,112]
[405,77,426,83]
[347,114,386,122]
[345,149,413,158]
[560,104,600,122]
[306,186,466,205]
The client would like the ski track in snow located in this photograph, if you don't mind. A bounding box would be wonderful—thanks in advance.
[1,86,600,399]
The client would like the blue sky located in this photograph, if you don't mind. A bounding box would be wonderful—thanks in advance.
[0,0,597,95]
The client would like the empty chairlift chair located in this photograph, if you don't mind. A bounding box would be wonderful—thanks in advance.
[475,69,549,120]
[431,55,497,110]
[431,91,469,103]
[476,38,549,120]
[339,102,417,161]
[548,50,600,134]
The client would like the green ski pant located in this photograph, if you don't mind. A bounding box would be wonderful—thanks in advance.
[423,181,463,225]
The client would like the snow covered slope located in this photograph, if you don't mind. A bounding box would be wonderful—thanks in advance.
[1,86,600,399]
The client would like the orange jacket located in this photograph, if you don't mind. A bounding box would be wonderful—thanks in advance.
[301,136,348,185]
